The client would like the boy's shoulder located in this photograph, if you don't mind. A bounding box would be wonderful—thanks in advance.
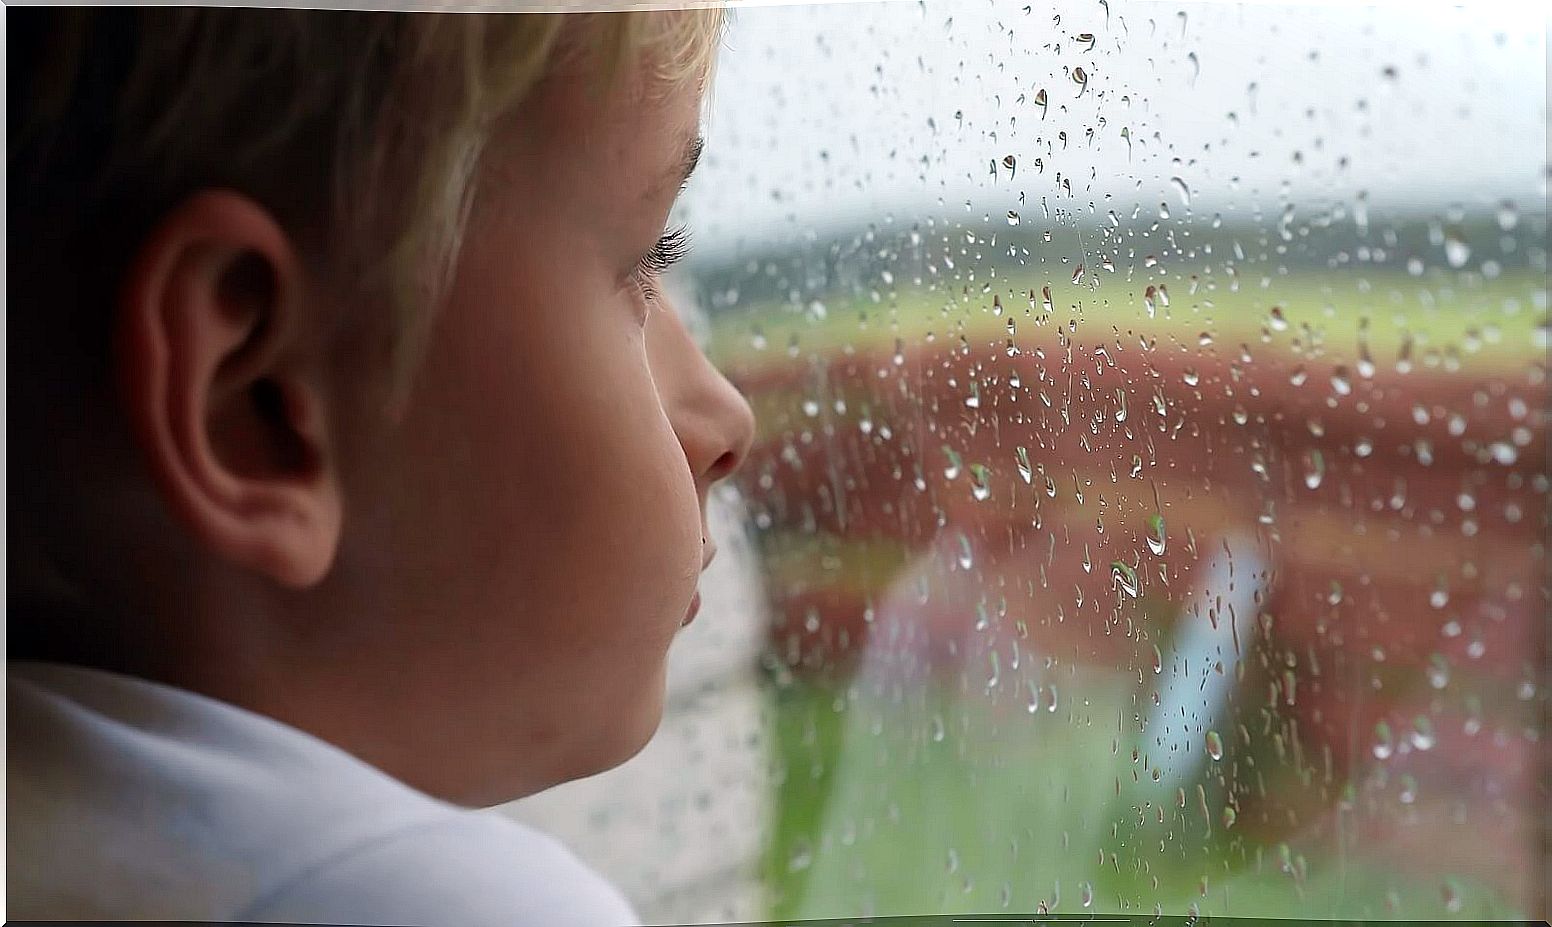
[7,662,638,926]
[237,808,639,927]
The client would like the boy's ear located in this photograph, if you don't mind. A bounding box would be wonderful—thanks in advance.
[116,190,342,589]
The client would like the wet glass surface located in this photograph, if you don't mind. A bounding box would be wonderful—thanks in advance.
[675,2,1548,920]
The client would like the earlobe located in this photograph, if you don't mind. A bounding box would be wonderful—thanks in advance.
[115,190,343,589]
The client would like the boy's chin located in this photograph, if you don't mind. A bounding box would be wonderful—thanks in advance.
[466,706,669,808]
[555,666,670,789]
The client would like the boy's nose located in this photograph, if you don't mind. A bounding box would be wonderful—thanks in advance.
[646,297,756,491]
[675,345,755,490]
[690,365,755,488]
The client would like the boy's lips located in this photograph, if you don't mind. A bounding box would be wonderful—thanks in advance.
[681,545,716,626]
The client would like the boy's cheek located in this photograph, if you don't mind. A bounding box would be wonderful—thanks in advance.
[421,327,697,615]
[355,222,704,646]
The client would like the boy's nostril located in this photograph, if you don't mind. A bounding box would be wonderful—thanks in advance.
[706,449,740,483]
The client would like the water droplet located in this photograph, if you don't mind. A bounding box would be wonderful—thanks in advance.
[1205,730,1224,761]
[1071,264,1086,284]
[1025,681,1042,713]
[1441,879,1463,914]
[969,464,992,502]
[1443,230,1471,269]
[1303,449,1326,490]
[1357,349,1376,380]
[942,445,963,480]
[1169,176,1192,207]
[1427,654,1451,689]
[1110,561,1139,598]
[1409,715,1436,750]
[1015,446,1032,484]
[1146,513,1166,555]
[1327,581,1344,606]
[1006,210,1021,226]
[1488,441,1518,465]
[1330,367,1352,396]
[1373,721,1394,759]
[1497,200,1519,231]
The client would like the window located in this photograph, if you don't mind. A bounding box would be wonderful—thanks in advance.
[515,3,1546,921]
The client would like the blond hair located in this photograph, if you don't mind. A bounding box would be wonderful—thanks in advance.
[7,8,725,656]
[9,8,725,384]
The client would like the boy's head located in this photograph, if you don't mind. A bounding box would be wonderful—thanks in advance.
[9,8,754,805]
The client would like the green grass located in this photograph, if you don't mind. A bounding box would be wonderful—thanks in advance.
[764,675,1529,921]
[710,269,1547,374]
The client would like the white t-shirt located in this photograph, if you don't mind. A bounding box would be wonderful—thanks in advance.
[6,661,641,926]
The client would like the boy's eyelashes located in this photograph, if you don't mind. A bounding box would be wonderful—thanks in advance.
[631,225,691,304]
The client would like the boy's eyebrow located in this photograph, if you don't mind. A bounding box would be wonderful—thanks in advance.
[675,134,705,191]
[648,134,705,202]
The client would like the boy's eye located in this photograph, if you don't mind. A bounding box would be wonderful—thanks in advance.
[631,225,691,304]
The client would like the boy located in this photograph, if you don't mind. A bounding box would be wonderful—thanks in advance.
[7,8,754,924]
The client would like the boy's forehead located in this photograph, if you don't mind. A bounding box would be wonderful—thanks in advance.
[512,61,705,203]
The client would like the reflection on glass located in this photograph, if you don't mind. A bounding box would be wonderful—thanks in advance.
[679,1,1547,920]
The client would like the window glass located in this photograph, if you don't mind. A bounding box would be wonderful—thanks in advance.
[678,2,1547,920]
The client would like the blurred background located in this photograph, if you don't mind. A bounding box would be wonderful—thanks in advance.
[509,2,1548,922]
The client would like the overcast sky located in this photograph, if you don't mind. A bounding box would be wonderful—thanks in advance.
[678,0,1548,257]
